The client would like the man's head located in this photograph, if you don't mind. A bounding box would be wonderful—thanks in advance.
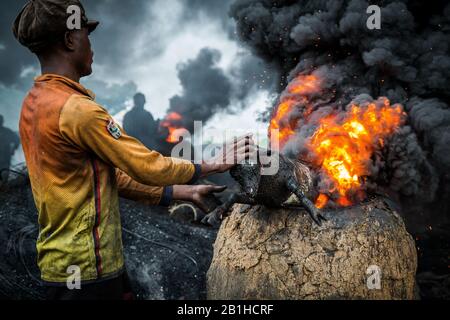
[134,93,146,110]
[0,115,4,127]
[13,0,99,78]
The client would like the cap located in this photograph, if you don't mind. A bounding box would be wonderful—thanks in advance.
[12,0,99,53]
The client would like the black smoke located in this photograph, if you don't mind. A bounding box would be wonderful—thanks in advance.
[164,46,277,133]
[231,0,450,218]
[167,48,232,131]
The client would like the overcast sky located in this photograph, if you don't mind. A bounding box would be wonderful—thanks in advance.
[0,0,274,140]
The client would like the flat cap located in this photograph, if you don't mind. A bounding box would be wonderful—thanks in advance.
[13,0,99,53]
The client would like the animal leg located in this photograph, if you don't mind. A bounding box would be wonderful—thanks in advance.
[286,176,326,226]
[201,193,254,227]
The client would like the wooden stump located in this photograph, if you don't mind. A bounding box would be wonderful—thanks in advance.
[207,197,418,300]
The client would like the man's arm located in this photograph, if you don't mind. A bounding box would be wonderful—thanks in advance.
[60,96,200,186]
[60,95,254,186]
[116,169,226,210]
[115,169,170,206]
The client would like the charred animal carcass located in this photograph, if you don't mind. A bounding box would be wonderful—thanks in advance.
[201,150,326,226]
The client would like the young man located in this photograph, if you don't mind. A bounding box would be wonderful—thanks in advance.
[13,0,254,300]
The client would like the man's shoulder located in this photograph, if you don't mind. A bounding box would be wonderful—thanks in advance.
[124,108,154,121]
[142,109,155,121]
[60,94,111,127]
[123,108,136,119]
[63,94,107,115]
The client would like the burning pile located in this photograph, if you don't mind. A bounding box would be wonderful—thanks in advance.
[269,73,406,208]
[309,99,405,207]
[269,74,322,147]
[232,0,450,216]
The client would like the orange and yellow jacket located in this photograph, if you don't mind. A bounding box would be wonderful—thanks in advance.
[19,74,200,284]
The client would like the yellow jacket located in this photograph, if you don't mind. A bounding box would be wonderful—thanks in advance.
[19,74,200,284]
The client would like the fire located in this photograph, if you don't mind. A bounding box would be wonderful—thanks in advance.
[309,100,405,207]
[269,99,296,148]
[269,72,407,208]
[288,74,321,95]
[269,74,321,149]
[315,193,328,209]
[160,112,187,143]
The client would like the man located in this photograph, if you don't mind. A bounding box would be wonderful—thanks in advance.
[13,0,254,300]
[123,92,157,150]
[0,114,20,182]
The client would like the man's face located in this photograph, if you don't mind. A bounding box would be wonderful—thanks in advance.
[71,27,94,77]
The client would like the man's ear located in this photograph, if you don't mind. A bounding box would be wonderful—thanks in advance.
[63,31,76,51]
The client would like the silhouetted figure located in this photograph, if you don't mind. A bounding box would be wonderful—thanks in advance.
[123,93,157,150]
[0,115,20,182]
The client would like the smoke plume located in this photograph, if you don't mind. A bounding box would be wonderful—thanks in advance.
[167,48,232,131]
[231,0,450,215]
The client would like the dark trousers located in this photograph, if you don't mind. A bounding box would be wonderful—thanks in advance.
[45,272,134,300]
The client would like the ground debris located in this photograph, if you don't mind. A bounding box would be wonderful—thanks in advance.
[0,183,216,300]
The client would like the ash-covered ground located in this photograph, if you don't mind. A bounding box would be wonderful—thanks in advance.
[0,176,218,300]
[0,174,448,300]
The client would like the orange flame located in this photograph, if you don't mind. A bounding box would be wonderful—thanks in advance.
[269,99,296,148]
[269,73,406,208]
[288,74,321,95]
[308,100,405,207]
[160,112,187,143]
[165,112,182,122]
[315,193,329,209]
[269,74,321,149]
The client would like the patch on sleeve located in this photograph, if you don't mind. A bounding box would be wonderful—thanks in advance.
[107,119,122,139]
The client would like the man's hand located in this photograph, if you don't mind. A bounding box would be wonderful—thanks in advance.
[200,134,256,177]
[173,184,227,213]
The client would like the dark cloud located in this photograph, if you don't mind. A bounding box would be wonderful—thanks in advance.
[83,0,165,70]
[183,0,233,24]
[0,0,36,88]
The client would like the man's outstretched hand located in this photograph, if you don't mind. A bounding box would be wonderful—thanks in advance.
[200,134,255,177]
[173,184,227,213]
